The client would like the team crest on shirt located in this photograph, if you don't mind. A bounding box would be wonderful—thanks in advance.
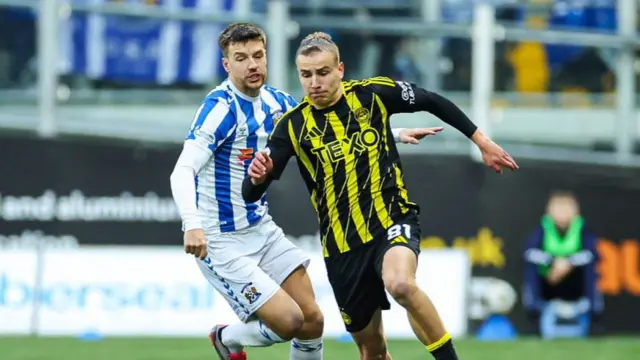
[236,123,249,137]
[272,110,284,126]
[241,282,262,304]
[353,107,370,123]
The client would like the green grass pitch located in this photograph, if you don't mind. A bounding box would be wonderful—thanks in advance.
[1,336,639,360]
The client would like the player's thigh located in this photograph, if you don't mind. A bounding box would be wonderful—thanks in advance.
[280,266,324,339]
[257,219,311,285]
[349,308,390,359]
[196,251,302,338]
[257,221,321,337]
[325,242,391,334]
[376,210,422,295]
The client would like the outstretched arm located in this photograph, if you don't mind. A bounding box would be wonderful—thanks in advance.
[370,78,519,172]
[370,79,478,138]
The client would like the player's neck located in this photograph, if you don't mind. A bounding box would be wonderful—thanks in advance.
[228,78,261,99]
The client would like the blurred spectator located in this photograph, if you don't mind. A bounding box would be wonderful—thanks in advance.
[494,3,523,91]
[440,0,473,91]
[440,0,521,91]
[0,6,36,88]
[290,5,363,80]
[363,5,414,80]
[546,0,616,93]
[506,16,550,93]
[522,191,603,339]
[291,4,416,82]
[392,39,423,84]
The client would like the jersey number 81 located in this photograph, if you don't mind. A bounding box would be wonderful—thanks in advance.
[387,224,411,241]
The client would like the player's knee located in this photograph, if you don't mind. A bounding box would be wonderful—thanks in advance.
[383,274,417,304]
[275,308,305,341]
[357,342,388,360]
[301,306,324,339]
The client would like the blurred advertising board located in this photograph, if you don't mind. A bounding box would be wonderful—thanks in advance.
[0,248,470,338]
[0,136,182,249]
[2,136,640,334]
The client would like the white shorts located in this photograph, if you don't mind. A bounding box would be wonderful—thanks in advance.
[196,215,310,322]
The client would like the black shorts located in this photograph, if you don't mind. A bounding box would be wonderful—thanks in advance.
[324,210,421,333]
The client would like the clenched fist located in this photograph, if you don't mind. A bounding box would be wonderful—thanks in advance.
[184,228,207,260]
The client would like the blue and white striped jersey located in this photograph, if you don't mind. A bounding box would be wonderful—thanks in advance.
[185,79,297,233]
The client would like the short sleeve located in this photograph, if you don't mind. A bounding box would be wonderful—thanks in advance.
[265,116,295,180]
[186,97,237,152]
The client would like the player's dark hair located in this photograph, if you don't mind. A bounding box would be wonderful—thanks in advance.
[218,23,266,57]
[296,31,340,63]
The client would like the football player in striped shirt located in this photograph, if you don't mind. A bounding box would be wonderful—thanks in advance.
[170,23,438,360]
[243,32,518,360]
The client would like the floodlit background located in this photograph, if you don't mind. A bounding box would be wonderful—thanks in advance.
[0,0,639,359]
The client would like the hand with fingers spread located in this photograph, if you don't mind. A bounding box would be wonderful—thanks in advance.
[472,131,519,174]
[398,127,444,145]
[248,150,274,185]
[184,228,208,260]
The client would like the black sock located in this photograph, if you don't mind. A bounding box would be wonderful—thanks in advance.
[427,333,459,360]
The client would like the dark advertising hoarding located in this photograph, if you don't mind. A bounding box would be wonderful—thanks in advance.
[1,136,638,334]
[0,136,183,248]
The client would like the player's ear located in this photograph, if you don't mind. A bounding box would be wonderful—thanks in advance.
[222,57,230,74]
[338,62,344,80]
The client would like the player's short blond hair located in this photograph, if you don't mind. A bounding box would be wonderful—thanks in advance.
[296,32,340,64]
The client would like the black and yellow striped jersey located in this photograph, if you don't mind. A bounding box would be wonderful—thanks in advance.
[264,76,476,257]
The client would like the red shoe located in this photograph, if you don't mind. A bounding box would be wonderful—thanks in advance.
[209,325,247,360]
[229,353,247,360]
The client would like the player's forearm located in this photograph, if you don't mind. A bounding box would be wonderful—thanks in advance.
[524,248,553,266]
[568,250,595,267]
[569,233,598,267]
[170,142,212,231]
[415,88,477,138]
[242,176,272,203]
[170,166,202,231]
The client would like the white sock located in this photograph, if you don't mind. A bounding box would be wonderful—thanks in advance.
[221,320,286,352]
[290,338,324,360]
